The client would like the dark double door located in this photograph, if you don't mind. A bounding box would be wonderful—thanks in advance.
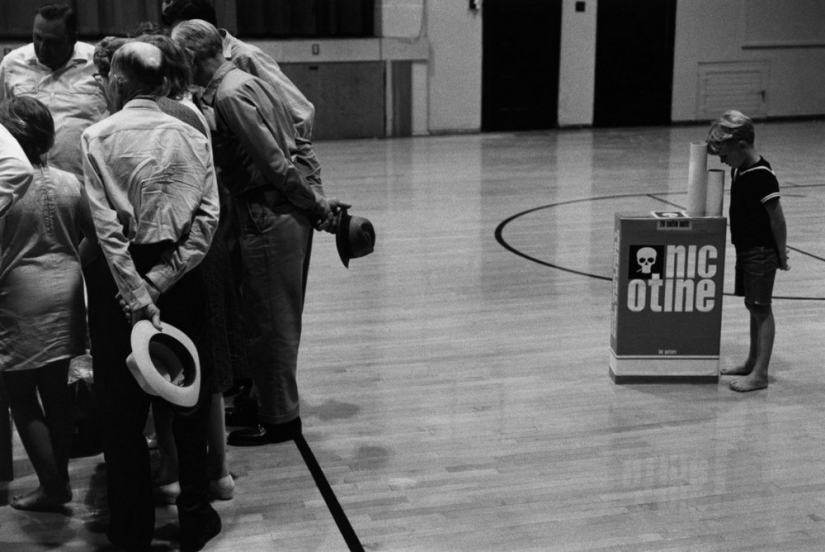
[482,0,677,131]
[593,0,677,127]
[481,0,562,132]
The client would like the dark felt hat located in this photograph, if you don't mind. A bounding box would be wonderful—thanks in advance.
[335,208,375,268]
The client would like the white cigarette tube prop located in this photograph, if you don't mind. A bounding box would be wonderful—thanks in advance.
[705,169,725,217]
[687,141,708,217]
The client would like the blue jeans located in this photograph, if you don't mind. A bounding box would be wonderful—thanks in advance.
[235,190,313,425]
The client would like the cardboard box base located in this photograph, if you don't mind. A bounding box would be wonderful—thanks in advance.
[609,349,719,384]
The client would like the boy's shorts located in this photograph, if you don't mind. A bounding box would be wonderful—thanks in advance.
[734,246,778,306]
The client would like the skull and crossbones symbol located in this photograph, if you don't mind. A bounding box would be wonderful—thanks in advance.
[636,247,657,274]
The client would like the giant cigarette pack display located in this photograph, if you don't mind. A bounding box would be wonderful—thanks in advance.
[609,213,726,383]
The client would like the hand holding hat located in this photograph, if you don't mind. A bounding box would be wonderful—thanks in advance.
[116,277,163,329]
[334,207,376,268]
[314,197,351,233]
[133,302,162,330]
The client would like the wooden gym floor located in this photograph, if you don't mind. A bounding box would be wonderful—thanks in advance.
[2,119,825,551]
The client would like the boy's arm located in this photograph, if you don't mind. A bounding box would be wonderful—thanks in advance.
[764,198,789,270]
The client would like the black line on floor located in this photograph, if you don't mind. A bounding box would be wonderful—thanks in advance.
[647,194,825,263]
[645,194,685,210]
[496,191,825,301]
[787,244,825,263]
[294,435,365,552]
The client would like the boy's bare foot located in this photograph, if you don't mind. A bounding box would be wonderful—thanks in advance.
[721,362,754,376]
[729,375,768,393]
[10,486,71,512]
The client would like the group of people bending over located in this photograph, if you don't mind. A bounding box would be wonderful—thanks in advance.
[0,2,348,551]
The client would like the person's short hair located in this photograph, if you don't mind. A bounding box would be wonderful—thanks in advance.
[111,42,167,100]
[36,3,77,35]
[171,19,223,64]
[94,36,133,78]
[0,97,55,166]
[707,110,755,155]
[136,34,192,100]
[128,21,162,38]
[162,0,218,28]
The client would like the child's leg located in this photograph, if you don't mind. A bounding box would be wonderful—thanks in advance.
[730,304,773,392]
[3,359,73,509]
[207,392,229,480]
[721,314,757,375]
[728,248,778,390]
[722,258,757,376]
[151,399,179,483]
[207,392,234,500]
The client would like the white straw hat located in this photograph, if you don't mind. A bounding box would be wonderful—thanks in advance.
[126,320,201,407]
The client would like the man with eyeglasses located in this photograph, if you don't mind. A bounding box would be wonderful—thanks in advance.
[0,3,108,180]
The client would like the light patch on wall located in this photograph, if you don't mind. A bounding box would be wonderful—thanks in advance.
[379,0,425,38]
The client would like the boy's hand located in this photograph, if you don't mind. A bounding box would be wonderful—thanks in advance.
[779,249,790,271]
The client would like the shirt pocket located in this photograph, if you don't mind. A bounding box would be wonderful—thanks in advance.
[66,73,102,94]
[8,82,37,96]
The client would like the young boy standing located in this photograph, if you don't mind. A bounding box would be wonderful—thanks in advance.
[706,110,789,392]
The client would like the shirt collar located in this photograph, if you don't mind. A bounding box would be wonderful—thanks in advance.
[201,61,235,106]
[122,97,161,112]
[24,42,90,72]
[219,29,233,60]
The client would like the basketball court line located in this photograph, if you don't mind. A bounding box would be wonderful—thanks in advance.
[495,190,825,301]
[294,435,365,551]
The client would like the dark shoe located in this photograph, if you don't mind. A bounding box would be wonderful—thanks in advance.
[224,399,258,427]
[226,417,302,447]
[180,508,221,552]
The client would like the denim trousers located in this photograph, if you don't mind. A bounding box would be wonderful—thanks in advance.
[234,191,313,425]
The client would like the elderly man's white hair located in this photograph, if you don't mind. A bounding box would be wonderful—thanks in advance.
[170,18,223,63]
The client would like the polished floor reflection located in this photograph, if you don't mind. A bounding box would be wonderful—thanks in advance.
[3,120,825,551]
